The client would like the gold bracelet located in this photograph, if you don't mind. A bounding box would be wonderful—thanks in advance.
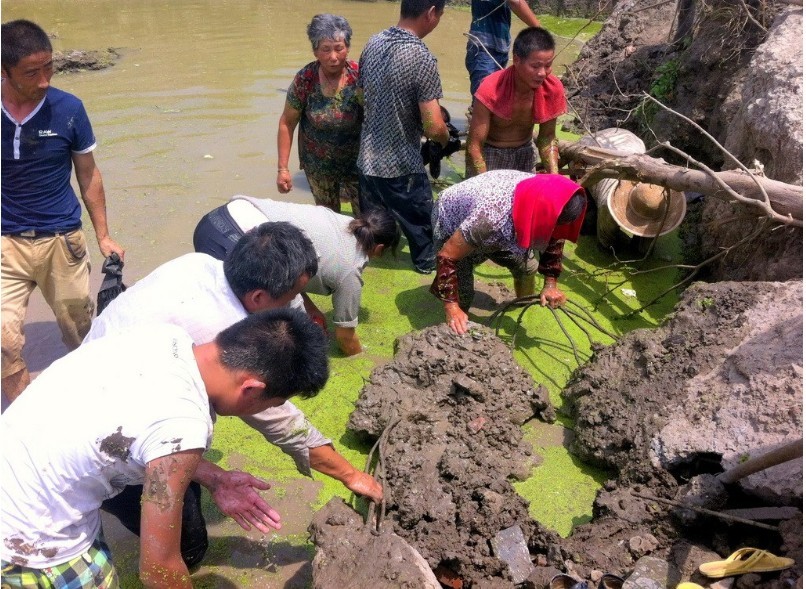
[277,167,289,173]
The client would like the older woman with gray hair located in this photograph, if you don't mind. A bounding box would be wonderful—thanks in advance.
[276,14,363,215]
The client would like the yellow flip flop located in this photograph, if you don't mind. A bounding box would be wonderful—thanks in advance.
[676,584,704,589]
[699,547,795,578]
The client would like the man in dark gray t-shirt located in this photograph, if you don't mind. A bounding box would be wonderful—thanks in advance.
[357,0,450,274]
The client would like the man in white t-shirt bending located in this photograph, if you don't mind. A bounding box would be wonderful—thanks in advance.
[84,222,383,567]
[1,308,329,589]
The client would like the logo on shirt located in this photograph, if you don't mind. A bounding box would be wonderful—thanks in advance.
[38,130,58,137]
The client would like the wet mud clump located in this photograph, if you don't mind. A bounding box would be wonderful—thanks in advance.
[309,498,442,589]
[53,48,120,73]
[556,281,802,587]
[564,281,802,498]
[341,324,557,585]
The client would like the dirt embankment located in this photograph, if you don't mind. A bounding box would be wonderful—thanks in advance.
[340,325,556,584]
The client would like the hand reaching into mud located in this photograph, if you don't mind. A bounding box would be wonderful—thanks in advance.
[308,444,383,503]
[208,470,282,533]
[344,470,383,503]
[445,302,469,335]
[539,277,566,309]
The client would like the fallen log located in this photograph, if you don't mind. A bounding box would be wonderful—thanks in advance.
[558,140,803,224]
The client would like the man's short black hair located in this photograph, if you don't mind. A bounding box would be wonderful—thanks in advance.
[1,20,52,71]
[400,0,445,19]
[223,222,318,299]
[216,308,329,400]
[513,27,555,60]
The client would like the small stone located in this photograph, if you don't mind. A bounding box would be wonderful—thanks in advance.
[735,574,762,589]
[623,556,670,589]
[628,533,659,558]
[491,525,533,584]
[467,416,487,433]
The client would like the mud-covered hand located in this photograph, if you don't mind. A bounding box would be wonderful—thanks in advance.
[539,277,566,309]
[209,470,282,533]
[445,302,469,335]
[344,470,383,503]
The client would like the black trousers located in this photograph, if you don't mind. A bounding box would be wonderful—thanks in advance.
[359,173,435,272]
[192,205,245,261]
[101,481,208,567]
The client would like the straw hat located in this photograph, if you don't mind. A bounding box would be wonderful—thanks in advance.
[607,181,686,237]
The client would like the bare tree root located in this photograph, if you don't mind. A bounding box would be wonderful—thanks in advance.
[487,297,618,366]
[548,306,585,365]
[620,220,771,317]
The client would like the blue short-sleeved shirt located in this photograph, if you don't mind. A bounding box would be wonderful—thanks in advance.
[1,86,96,234]
[469,0,513,54]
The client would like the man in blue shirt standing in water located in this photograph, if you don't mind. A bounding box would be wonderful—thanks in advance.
[465,0,542,97]
[1,19,125,405]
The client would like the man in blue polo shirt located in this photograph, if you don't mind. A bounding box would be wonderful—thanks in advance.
[1,19,125,405]
[465,0,542,98]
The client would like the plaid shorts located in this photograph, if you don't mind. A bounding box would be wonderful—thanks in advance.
[1,538,119,588]
[477,140,537,175]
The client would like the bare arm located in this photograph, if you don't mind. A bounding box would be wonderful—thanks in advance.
[277,102,302,193]
[139,450,202,589]
[193,458,281,533]
[334,326,362,356]
[301,292,328,333]
[72,151,125,259]
[309,445,383,503]
[535,118,559,174]
[419,99,449,147]
[538,238,566,307]
[465,101,492,178]
[436,231,476,335]
[508,0,541,27]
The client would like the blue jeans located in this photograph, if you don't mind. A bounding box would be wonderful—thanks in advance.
[465,40,509,97]
[359,173,435,272]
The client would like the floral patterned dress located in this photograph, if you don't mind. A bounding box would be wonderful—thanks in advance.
[286,60,362,192]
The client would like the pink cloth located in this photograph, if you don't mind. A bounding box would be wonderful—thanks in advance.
[474,67,566,124]
[512,175,586,251]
